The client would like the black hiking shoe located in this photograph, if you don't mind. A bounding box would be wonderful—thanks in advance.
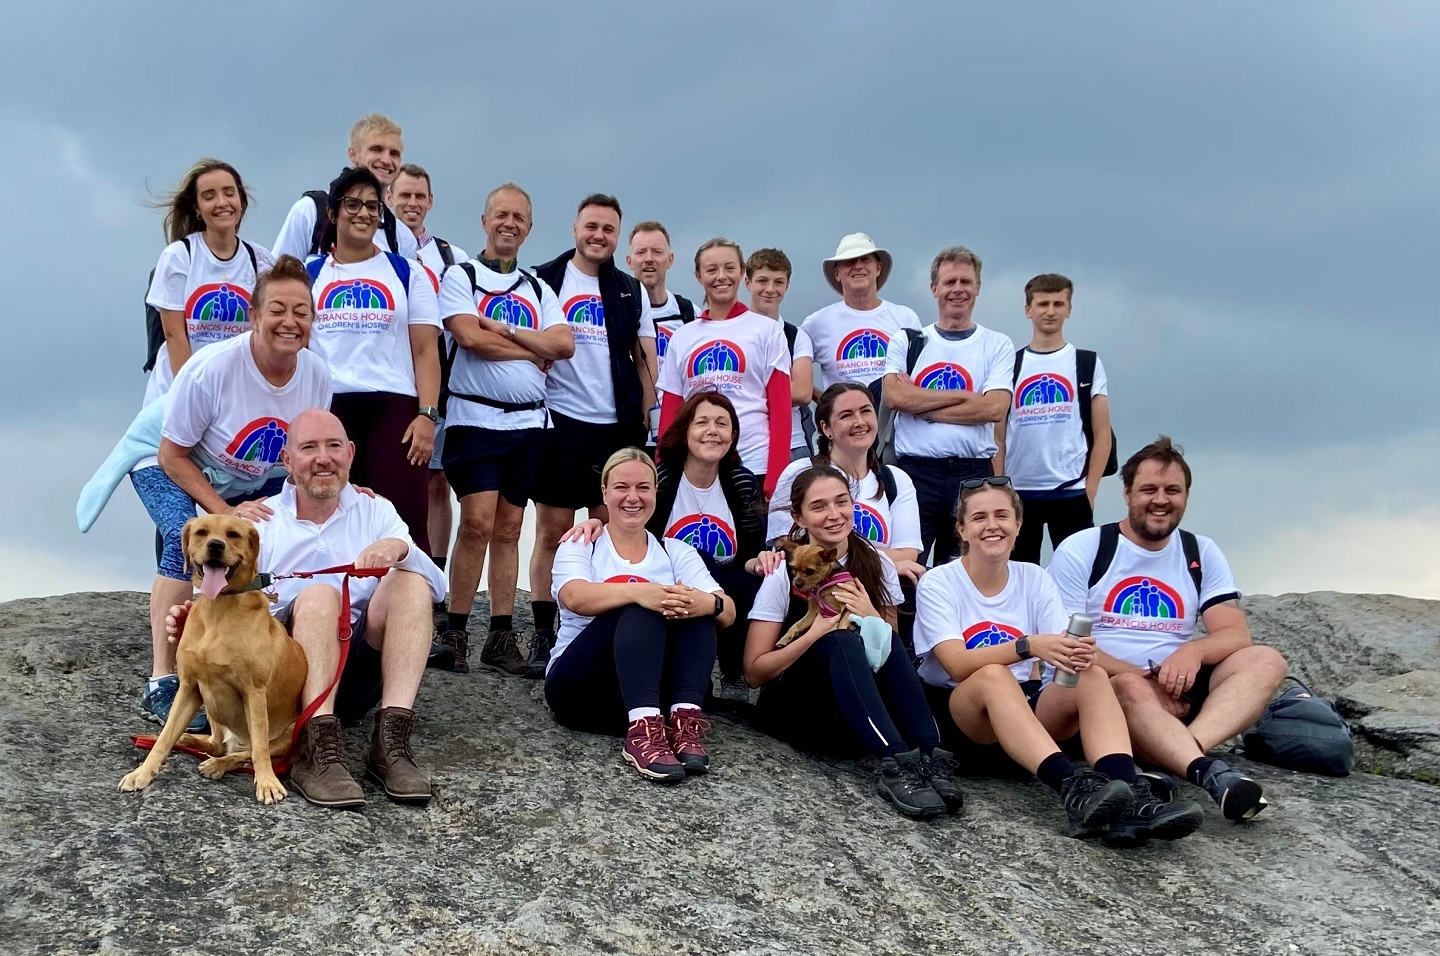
[1061,768,1135,838]
[524,628,555,680]
[922,748,964,814]
[1198,760,1268,822]
[1103,772,1206,847]
[876,749,946,819]
[438,629,470,674]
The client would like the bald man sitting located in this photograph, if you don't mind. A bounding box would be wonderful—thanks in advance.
[170,409,446,809]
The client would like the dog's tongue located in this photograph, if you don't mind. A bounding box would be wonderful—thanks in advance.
[200,565,229,600]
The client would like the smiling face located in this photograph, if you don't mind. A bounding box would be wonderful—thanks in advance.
[696,246,744,310]
[819,388,878,457]
[252,277,313,356]
[794,474,854,549]
[1124,460,1189,542]
[574,204,620,267]
[194,168,244,233]
[348,131,403,186]
[183,514,261,599]
[483,187,532,260]
[627,229,674,293]
[603,459,657,531]
[932,260,980,325]
[389,171,432,230]
[686,400,736,465]
[745,267,790,317]
[834,253,880,299]
[1025,288,1071,337]
[282,410,354,503]
[957,485,1021,562]
[337,184,381,249]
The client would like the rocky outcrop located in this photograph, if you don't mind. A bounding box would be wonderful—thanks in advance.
[2,590,1439,955]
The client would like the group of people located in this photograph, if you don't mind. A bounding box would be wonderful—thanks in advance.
[87,112,1292,845]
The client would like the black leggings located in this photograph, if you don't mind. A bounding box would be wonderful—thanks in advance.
[698,552,763,682]
[1011,492,1093,564]
[754,628,940,759]
[331,390,431,556]
[545,605,717,736]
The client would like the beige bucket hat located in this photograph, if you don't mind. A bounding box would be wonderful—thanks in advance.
[823,233,893,294]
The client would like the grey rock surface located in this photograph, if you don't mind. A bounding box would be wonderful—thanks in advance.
[3,591,1440,955]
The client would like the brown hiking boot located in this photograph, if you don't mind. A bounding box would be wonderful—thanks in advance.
[479,629,528,676]
[288,714,364,809]
[364,706,432,805]
[439,629,470,674]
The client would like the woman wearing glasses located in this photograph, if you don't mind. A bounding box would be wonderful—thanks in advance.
[305,167,443,552]
[912,476,1204,845]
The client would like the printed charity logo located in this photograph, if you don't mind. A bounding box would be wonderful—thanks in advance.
[604,574,652,584]
[479,292,538,329]
[656,325,674,361]
[852,502,890,544]
[963,621,1025,650]
[834,328,890,379]
[222,417,289,477]
[686,340,746,393]
[316,278,397,334]
[666,514,737,560]
[184,283,253,347]
[914,362,974,391]
[1102,576,1187,632]
[1014,372,1076,426]
[564,294,607,346]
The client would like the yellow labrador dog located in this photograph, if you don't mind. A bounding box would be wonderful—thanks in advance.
[119,515,308,804]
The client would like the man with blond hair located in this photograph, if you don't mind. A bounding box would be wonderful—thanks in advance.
[272,113,420,260]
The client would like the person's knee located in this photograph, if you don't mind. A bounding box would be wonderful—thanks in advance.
[491,514,523,547]
[1076,662,1111,685]
[456,505,495,541]
[815,627,867,664]
[292,584,342,622]
[1109,671,1155,708]
[1233,644,1289,687]
[380,568,431,606]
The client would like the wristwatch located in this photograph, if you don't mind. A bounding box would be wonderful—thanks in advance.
[712,594,724,617]
[1014,637,1032,660]
[417,406,440,423]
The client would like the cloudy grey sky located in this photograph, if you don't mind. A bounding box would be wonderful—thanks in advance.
[2,1,1436,601]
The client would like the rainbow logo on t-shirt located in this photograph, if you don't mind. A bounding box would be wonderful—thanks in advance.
[564,294,605,327]
[853,502,889,544]
[317,278,395,311]
[963,621,1025,650]
[479,293,537,329]
[1104,577,1185,619]
[186,283,251,323]
[665,514,736,560]
[915,363,973,391]
[604,574,652,584]
[224,418,289,465]
[1015,373,1074,407]
[837,328,889,361]
[688,340,745,376]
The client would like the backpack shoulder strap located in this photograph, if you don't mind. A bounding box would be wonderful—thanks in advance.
[381,207,400,255]
[458,260,480,294]
[1013,347,1026,387]
[383,252,411,291]
[519,267,544,304]
[433,237,454,269]
[303,255,326,287]
[1088,522,1121,589]
[782,320,798,352]
[1179,529,1203,596]
[676,294,696,324]
[180,235,192,255]
[878,464,898,505]
[241,240,258,274]
[1076,347,1098,423]
[304,190,330,255]
[904,327,927,374]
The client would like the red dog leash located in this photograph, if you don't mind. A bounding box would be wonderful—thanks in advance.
[133,562,390,773]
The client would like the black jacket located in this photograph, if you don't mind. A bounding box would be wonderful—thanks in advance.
[648,460,767,564]
[534,249,647,445]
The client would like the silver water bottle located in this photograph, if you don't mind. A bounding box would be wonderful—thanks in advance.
[1053,612,1093,688]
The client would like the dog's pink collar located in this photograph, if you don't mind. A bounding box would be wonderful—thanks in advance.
[792,571,855,617]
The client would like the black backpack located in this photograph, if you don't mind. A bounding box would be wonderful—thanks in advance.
[441,262,547,415]
[1089,522,1203,593]
[143,236,258,373]
[1240,677,1354,776]
[432,237,457,272]
[303,189,400,257]
[1012,346,1118,478]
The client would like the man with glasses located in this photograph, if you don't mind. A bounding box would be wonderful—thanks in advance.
[1048,437,1289,823]
[882,246,1014,565]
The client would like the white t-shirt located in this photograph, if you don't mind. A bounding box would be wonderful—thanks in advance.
[1048,527,1242,668]
[306,251,441,396]
[415,236,468,283]
[1006,344,1109,492]
[914,559,1069,688]
[550,529,720,669]
[546,262,655,424]
[162,332,333,495]
[144,234,276,404]
[795,299,923,390]
[271,194,420,262]
[750,549,904,623]
[438,260,566,431]
[884,324,1016,459]
[650,292,686,379]
[769,314,806,450]
[656,307,791,474]
[261,483,446,625]
[664,474,739,564]
[766,458,922,552]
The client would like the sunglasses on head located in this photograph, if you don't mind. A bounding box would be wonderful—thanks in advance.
[959,476,1012,491]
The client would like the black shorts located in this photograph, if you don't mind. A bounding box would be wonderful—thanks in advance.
[530,411,633,510]
[442,424,543,507]
[1180,663,1218,724]
[922,678,1043,777]
[276,606,381,726]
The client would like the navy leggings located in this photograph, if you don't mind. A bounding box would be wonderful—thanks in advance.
[755,628,940,759]
[698,551,763,682]
[545,605,718,736]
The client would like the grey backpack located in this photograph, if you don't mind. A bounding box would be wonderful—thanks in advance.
[1241,677,1354,777]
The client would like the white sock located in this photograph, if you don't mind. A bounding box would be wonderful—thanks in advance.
[669,703,702,716]
[627,707,662,723]
[147,674,175,692]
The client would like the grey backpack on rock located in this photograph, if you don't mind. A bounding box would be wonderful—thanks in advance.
[1241,677,1354,777]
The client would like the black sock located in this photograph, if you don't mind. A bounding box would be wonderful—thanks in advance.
[1037,752,1074,793]
[1187,756,1220,786]
[532,600,557,633]
[446,612,470,633]
[490,615,513,634]
[431,555,447,571]
[1094,753,1138,784]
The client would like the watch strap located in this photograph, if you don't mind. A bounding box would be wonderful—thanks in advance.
[1014,637,1032,660]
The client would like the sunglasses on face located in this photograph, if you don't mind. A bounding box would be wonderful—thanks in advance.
[340,197,383,215]
[959,476,1012,491]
